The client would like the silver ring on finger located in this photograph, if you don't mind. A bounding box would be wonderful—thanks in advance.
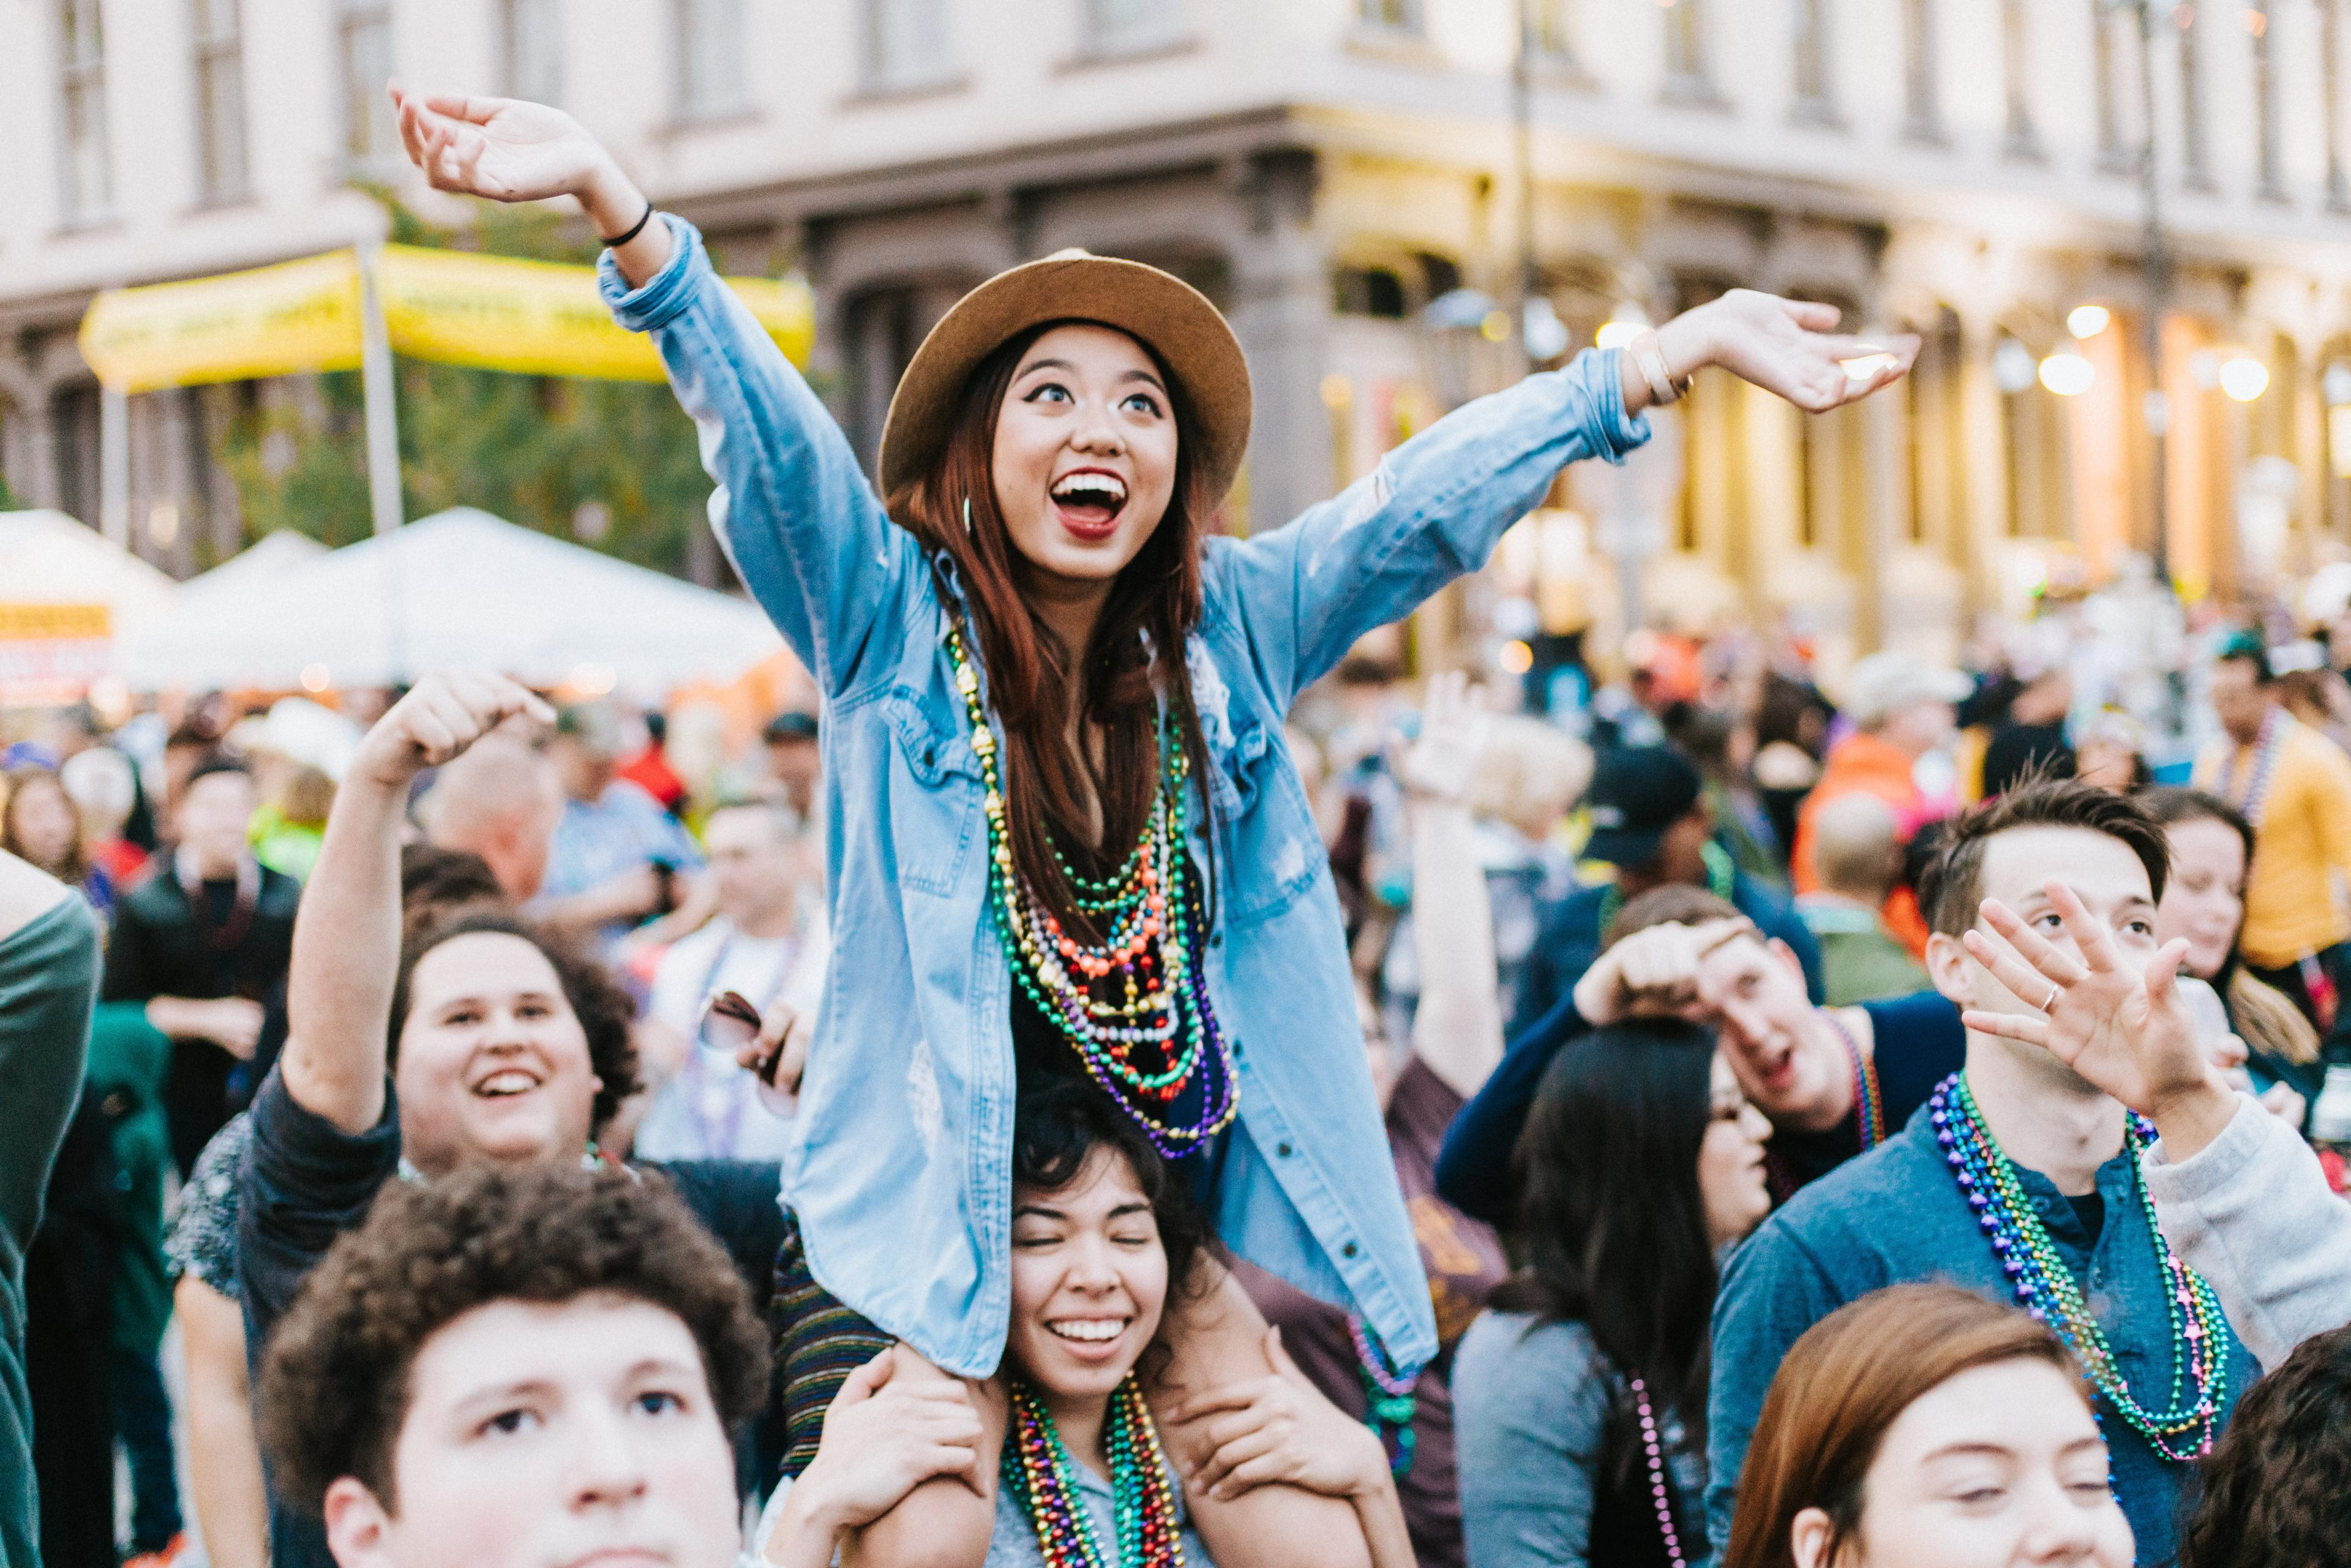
[2042,981,2061,1013]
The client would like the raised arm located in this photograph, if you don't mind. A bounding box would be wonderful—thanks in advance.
[283,672,552,1134]
[1218,295,1916,708]
[391,86,918,697]
[1395,673,1504,1100]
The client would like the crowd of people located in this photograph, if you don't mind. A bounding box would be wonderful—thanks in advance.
[12,79,2351,1568]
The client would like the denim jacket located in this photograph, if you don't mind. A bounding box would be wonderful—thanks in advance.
[601,218,1650,1376]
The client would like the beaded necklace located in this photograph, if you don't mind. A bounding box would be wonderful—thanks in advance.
[1929,1072,2229,1462]
[1763,1009,1883,1203]
[2218,707,2288,827]
[1346,1313,1417,1475]
[945,621,1239,1159]
[1002,1376,1186,1568]
[1625,1375,1688,1568]
[1595,840,1736,942]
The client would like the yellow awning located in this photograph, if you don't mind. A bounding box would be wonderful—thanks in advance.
[78,244,813,393]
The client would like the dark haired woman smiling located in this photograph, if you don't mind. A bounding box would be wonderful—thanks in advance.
[391,80,1912,1567]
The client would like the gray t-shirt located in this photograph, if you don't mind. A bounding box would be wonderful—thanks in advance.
[1453,1310,1703,1568]
[985,1457,1213,1568]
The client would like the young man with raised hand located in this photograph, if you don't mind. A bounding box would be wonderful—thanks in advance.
[1435,883,1962,1228]
[1703,779,2256,1565]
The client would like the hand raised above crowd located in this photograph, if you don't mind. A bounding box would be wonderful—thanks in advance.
[1390,670,1489,807]
[1572,916,1753,1027]
[1961,880,2240,1160]
[350,670,552,792]
[1642,290,1919,417]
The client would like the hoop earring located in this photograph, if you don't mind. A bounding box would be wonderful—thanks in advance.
[961,497,973,536]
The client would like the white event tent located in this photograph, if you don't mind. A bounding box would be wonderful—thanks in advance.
[116,507,782,693]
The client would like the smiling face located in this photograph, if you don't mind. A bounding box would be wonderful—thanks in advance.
[4,773,81,877]
[1005,1147,1170,1408]
[1697,932,1839,1123]
[1818,1358,2131,1568]
[321,1294,741,1568]
[394,932,602,1177]
[990,323,1180,603]
[2156,816,2246,982]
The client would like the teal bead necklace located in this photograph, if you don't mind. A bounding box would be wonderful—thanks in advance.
[945,620,1238,1157]
[1930,1071,2228,1462]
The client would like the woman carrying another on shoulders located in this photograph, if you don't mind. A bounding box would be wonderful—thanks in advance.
[762,1079,1412,1567]
[1452,1018,1772,1566]
[390,82,1911,1568]
[1722,1283,2131,1568]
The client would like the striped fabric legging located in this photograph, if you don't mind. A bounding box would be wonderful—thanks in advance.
[771,1210,894,1475]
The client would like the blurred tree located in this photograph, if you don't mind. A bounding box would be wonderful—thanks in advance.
[212,194,727,577]
[0,470,18,511]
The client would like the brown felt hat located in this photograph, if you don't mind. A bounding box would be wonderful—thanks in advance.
[876,250,1253,511]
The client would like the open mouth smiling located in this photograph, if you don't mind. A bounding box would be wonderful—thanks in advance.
[473,1065,544,1099]
[1050,470,1128,539]
[1046,1315,1131,1345]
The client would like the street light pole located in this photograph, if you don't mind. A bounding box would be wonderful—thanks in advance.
[2126,0,2173,588]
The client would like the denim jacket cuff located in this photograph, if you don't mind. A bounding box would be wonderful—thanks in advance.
[1584,346,1652,465]
[598,214,707,334]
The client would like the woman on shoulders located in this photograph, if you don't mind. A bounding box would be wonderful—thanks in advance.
[392,81,1910,1568]
[1452,1018,1771,1567]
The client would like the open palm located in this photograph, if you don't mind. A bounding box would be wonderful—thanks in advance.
[390,85,607,204]
[1691,290,1918,413]
[1959,880,2207,1113]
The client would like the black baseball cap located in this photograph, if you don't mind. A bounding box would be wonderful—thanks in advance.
[1582,746,1703,868]
[763,711,820,743]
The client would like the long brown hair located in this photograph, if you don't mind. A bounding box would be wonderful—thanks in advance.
[1,766,93,889]
[889,320,1218,936]
[1719,1285,2085,1568]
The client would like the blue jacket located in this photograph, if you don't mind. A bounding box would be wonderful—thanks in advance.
[601,219,1651,1376]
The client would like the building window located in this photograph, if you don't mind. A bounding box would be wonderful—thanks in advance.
[1902,0,1940,135]
[336,0,396,170]
[1089,0,1182,51]
[2179,0,2208,184]
[190,0,248,202]
[1793,0,1835,119]
[861,0,951,89]
[501,0,564,104]
[56,0,110,224]
[676,0,749,117]
[2252,1,2285,198]
[1359,0,1420,32]
[2093,1,2126,167]
[1529,0,1577,61]
[1663,0,1712,96]
[2001,0,2039,157]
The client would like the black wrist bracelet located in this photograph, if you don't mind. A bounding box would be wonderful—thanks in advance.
[602,201,655,248]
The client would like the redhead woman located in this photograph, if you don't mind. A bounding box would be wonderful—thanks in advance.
[392,83,1913,1567]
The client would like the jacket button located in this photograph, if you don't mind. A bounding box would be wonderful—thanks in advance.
[1341,1241,1359,1259]
[1210,931,1223,948]
[1276,1141,1292,1157]
[923,746,937,767]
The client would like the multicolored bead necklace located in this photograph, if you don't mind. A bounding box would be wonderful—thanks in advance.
[1625,1375,1688,1568]
[1824,1010,1884,1149]
[945,621,1238,1158]
[1929,1072,2229,1462]
[1002,1376,1186,1568]
[1764,1008,1883,1202]
[1347,1313,1417,1475]
[2216,706,2288,827]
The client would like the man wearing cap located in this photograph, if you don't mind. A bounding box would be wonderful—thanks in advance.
[1791,650,1970,953]
[2195,634,2351,1051]
[1512,745,1822,1035]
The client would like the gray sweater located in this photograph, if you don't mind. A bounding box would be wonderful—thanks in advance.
[2144,1093,2351,1370]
